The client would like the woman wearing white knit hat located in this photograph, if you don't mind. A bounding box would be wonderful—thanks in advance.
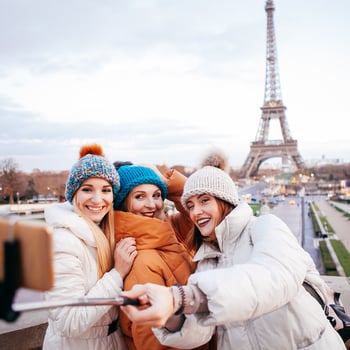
[121,150,346,350]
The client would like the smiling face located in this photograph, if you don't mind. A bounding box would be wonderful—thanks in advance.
[75,177,114,224]
[126,184,164,218]
[185,193,221,242]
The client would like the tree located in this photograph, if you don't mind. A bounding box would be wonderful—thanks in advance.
[25,177,37,200]
[0,158,24,204]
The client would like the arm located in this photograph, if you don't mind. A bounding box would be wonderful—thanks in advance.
[45,230,125,337]
[122,253,180,350]
[188,214,312,325]
[163,169,193,245]
[121,283,215,349]
[120,283,208,327]
[122,215,312,327]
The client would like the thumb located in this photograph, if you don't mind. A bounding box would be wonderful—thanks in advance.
[121,284,147,298]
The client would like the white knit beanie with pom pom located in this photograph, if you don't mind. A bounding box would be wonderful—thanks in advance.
[181,165,240,208]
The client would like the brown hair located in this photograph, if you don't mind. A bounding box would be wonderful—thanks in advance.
[119,187,167,221]
[186,198,235,252]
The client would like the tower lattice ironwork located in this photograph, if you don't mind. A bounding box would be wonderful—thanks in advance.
[240,0,304,178]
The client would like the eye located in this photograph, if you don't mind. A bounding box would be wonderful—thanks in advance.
[153,192,162,199]
[135,194,144,200]
[102,188,112,193]
[186,202,194,210]
[81,187,92,192]
[201,196,210,204]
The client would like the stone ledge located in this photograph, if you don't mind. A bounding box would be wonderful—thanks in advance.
[0,323,47,350]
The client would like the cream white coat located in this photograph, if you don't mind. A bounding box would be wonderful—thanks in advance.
[43,202,128,350]
[154,202,345,349]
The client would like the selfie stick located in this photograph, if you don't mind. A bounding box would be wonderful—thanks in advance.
[0,238,21,322]
[12,296,140,312]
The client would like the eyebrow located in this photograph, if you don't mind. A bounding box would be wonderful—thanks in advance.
[132,188,161,195]
[197,194,209,200]
[82,183,112,188]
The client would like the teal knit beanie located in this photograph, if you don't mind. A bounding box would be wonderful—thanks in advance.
[114,165,167,209]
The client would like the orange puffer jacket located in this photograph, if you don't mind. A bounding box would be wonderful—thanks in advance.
[114,211,196,350]
[114,170,212,350]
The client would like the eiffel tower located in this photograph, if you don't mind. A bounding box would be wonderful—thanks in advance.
[240,0,304,178]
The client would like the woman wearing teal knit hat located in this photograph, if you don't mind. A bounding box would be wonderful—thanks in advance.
[113,163,211,350]
[43,144,136,350]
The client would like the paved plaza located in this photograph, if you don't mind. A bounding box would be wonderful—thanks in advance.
[1,198,350,348]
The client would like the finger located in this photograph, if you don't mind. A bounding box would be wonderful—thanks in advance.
[121,284,147,298]
[116,238,136,251]
[122,237,136,245]
[121,305,164,327]
[116,237,136,249]
[129,250,137,260]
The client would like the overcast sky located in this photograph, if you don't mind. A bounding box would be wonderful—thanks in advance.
[1,0,349,172]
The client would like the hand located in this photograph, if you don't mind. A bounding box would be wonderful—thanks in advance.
[114,237,137,278]
[136,163,169,185]
[120,283,175,328]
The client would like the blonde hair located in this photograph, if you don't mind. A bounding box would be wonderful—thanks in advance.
[74,197,115,278]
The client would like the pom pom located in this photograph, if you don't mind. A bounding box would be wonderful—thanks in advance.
[200,148,228,172]
[113,160,133,171]
[79,144,104,159]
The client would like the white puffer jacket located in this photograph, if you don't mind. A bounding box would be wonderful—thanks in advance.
[154,202,345,349]
[43,202,128,350]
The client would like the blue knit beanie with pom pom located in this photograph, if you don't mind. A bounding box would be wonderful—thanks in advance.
[65,144,120,203]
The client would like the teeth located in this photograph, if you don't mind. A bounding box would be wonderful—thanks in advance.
[87,206,103,212]
[197,218,208,225]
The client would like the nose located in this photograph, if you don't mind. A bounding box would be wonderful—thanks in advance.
[91,191,103,203]
[191,204,203,216]
[144,197,156,208]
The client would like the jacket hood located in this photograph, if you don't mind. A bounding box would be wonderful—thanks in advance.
[45,201,96,247]
[193,201,253,262]
[216,201,253,252]
[114,210,180,251]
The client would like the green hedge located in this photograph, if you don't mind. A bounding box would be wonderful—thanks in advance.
[309,206,321,237]
[319,240,339,276]
[330,239,350,276]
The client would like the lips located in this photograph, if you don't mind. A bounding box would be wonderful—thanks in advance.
[141,212,155,218]
[197,217,210,227]
[86,206,105,213]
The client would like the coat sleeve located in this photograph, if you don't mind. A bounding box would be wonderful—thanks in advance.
[45,228,124,337]
[166,169,193,245]
[153,314,215,349]
[122,252,181,350]
[188,214,312,326]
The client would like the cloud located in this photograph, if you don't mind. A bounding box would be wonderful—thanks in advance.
[0,0,349,173]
